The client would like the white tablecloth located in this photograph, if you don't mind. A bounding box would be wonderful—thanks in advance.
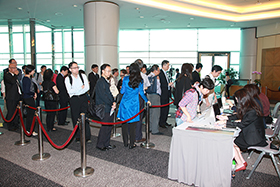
[168,122,237,187]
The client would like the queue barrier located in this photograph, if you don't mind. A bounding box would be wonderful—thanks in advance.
[0,98,174,177]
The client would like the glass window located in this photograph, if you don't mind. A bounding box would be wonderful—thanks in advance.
[230,52,240,64]
[0,33,9,53]
[36,25,51,32]
[13,25,23,32]
[64,31,72,52]
[198,29,240,51]
[54,32,62,52]
[36,32,52,52]
[13,33,24,52]
[150,29,197,51]
[73,31,84,52]
[0,26,8,32]
[119,30,149,51]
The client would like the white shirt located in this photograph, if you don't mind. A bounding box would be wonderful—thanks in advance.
[141,72,151,93]
[65,73,89,98]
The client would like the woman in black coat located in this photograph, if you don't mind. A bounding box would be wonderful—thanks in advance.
[217,88,267,173]
[174,63,193,108]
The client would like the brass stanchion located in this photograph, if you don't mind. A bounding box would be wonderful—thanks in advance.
[15,101,30,146]
[141,103,155,149]
[32,107,51,161]
[74,113,94,177]
[111,109,121,138]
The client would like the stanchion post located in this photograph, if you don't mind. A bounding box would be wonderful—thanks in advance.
[74,113,94,177]
[111,109,121,138]
[15,101,30,146]
[32,106,51,161]
[141,103,155,149]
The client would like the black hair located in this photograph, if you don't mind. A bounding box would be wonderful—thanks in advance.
[135,59,144,69]
[143,64,147,69]
[178,63,193,82]
[150,64,159,72]
[25,65,35,75]
[41,65,46,69]
[161,60,169,67]
[112,68,118,75]
[211,65,223,72]
[225,71,229,76]
[234,88,263,119]
[22,65,26,70]
[120,69,127,75]
[60,66,68,72]
[176,68,179,72]
[126,66,130,68]
[68,61,77,68]
[91,64,98,69]
[196,63,203,69]
[128,63,143,89]
[9,59,15,64]
[199,78,215,90]
[100,64,110,75]
[43,69,53,81]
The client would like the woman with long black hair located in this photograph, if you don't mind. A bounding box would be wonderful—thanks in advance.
[174,63,193,108]
[22,65,37,136]
[217,88,267,173]
[42,69,59,132]
[117,63,151,149]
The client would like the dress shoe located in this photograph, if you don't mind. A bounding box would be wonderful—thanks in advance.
[106,145,116,149]
[124,144,128,147]
[65,121,70,124]
[96,146,108,151]
[129,144,137,149]
[235,165,246,173]
[159,125,167,129]
[86,139,92,143]
[135,138,146,143]
[152,132,164,135]
[58,124,66,126]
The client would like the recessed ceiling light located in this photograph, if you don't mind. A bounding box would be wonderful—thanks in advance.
[135,8,140,10]
[46,20,50,22]
[187,23,191,27]
[73,5,77,8]
[190,17,194,20]
[55,12,63,16]
[256,1,262,5]
[17,7,22,10]
[140,16,144,19]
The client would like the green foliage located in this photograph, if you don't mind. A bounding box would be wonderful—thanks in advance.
[217,68,239,84]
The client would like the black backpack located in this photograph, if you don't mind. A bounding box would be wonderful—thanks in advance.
[68,72,84,86]
[146,76,157,94]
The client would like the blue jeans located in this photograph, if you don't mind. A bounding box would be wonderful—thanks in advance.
[176,118,184,126]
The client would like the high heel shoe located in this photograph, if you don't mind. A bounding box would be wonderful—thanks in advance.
[235,165,246,173]
[129,144,137,149]
[243,162,248,167]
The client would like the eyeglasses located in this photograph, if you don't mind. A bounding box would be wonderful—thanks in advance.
[120,74,125,77]
[71,66,79,69]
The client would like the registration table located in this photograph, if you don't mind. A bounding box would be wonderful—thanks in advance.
[168,122,238,187]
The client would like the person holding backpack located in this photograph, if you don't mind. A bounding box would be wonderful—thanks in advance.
[146,64,163,135]
[175,78,214,126]
[65,62,91,143]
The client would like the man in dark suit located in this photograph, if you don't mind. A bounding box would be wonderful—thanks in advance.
[56,66,69,126]
[88,64,99,97]
[4,63,22,131]
[192,63,203,84]
[3,59,22,82]
[158,60,171,128]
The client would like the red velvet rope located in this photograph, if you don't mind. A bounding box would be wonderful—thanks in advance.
[267,88,280,92]
[18,109,36,136]
[151,101,174,108]
[0,107,18,123]
[36,116,79,149]
[42,106,70,112]
[88,108,145,125]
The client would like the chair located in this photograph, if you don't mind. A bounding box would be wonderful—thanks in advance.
[246,142,280,179]
[265,115,280,141]
[272,102,280,118]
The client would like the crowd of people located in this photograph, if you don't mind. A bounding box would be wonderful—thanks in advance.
[1,58,272,174]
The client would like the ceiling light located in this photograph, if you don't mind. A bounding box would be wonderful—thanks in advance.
[17,7,22,10]
[190,17,194,20]
[73,5,78,8]
[46,20,50,22]
[187,23,191,27]
[140,16,144,18]
[55,12,63,16]
[135,8,140,10]
[256,1,262,5]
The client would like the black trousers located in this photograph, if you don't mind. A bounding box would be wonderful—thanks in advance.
[44,100,57,131]
[96,113,113,148]
[23,97,36,132]
[36,91,43,107]
[159,97,170,127]
[69,95,91,140]
[58,98,69,125]
[6,99,20,131]
[122,122,137,146]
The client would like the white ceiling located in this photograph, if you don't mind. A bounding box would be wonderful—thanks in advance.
[0,0,280,29]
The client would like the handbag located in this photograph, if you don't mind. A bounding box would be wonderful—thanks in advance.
[42,89,59,101]
[87,83,105,120]
[270,139,280,150]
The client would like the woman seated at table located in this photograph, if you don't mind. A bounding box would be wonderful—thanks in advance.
[175,78,214,125]
[217,88,267,172]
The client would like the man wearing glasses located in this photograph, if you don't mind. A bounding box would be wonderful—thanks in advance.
[65,62,91,143]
